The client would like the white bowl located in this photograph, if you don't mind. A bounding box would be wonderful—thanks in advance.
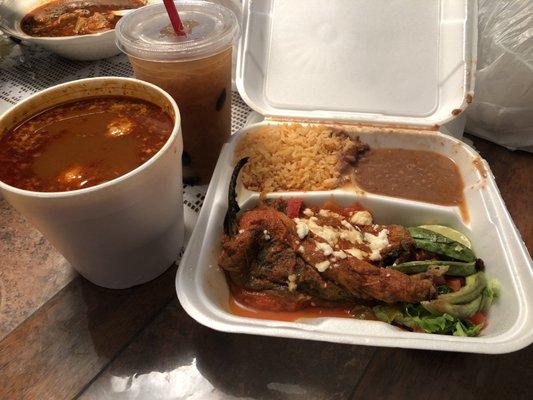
[0,77,184,288]
[0,0,159,61]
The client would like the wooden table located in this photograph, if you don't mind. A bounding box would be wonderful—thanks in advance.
[0,135,531,400]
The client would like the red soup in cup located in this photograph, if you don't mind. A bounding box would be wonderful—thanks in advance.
[0,96,173,192]
[0,77,184,289]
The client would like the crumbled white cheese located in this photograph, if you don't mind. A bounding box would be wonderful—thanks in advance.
[345,248,367,259]
[364,229,389,261]
[318,209,342,219]
[315,241,333,256]
[340,230,364,244]
[287,274,297,291]
[298,246,305,254]
[303,208,315,217]
[294,214,364,247]
[332,250,348,259]
[315,260,331,272]
[341,220,354,230]
[369,250,382,261]
[294,218,309,239]
[238,229,244,234]
[364,229,389,249]
[304,219,339,244]
[263,230,271,240]
[350,211,373,226]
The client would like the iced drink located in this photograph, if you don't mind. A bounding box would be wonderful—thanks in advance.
[116,1,238,184]
[128,48,232,184]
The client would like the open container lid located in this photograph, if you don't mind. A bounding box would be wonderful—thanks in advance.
[236,0,477,127]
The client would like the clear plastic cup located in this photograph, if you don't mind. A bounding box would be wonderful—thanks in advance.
[115,0,239,184]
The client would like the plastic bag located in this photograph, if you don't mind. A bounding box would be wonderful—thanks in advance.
[465,0,533,152]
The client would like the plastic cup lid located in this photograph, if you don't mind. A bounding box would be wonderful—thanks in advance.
[115,0,239,61]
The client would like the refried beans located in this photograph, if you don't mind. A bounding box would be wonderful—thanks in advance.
[354,148,465,207]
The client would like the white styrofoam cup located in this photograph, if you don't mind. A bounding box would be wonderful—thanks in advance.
[0,77,184,289]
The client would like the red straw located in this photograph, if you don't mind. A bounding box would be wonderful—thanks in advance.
[162,0,187,37]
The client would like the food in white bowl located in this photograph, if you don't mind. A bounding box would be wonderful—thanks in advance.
[0,0,156,60]
[0,95,173,192]
[20,0,146,37]
[0,77,184,288]
[219,129,500,337]
[220,191,498,337]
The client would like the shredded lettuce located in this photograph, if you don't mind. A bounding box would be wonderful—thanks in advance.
[404,304,456,334]
[374,303,483,337]
[373,305,401,324]
[453,320,484,337]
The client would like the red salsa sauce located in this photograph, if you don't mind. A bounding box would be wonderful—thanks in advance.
[0,96,173,192]
[229,284,377,322]
[228,291,356,322]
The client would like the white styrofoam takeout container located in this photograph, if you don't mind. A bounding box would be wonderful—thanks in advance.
[0,0,160,61]
[176,0,533,353]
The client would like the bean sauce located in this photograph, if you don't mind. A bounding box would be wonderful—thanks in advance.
[354,148,465,207]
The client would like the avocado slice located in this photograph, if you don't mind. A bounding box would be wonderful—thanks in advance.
[390,260,477,276]
[408,227,476,262]
[421,296,482,319]
[437,272,487,304]
[480,278,500,312]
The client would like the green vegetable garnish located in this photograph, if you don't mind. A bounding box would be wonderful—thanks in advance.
[390,260,477,276]
[373,303,483,337]
[408,227,476,262]
[374,225,498,338]
[480,278,500,312]
[453,320,484,337]
[422,296,482,319]
[436,272,487,304]
[418,225,472,248]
